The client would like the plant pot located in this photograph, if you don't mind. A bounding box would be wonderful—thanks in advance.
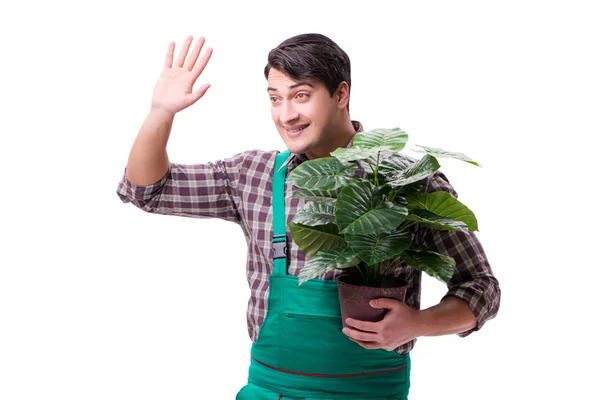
[336,273,408,328]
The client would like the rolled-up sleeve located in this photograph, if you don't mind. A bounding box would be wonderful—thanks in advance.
[115,151,249,224]
[416,171,501,337]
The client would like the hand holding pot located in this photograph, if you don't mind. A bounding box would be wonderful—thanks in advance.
[342,298,422,351]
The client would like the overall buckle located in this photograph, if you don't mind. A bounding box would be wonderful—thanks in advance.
[272,234,287,259]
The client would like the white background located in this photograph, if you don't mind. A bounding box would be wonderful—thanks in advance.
[1,0,598,399]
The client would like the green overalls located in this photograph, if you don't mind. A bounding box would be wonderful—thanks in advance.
[235,150,411,400]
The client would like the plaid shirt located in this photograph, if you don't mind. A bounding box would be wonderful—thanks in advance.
[116,121,500,354]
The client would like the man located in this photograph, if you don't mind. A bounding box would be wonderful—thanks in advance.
[117,33,500,399]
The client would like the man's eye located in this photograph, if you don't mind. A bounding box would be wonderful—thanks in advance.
[270,97,279,103]
[297,93,309,99]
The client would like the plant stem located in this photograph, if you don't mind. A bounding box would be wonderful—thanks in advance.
[374,152,380,186]
[399,220,417,231]
[364,158,378,187]
[381,257,403,277]
[356,263,368,283]
[388,187,399,202]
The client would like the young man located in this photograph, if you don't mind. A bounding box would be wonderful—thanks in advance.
[117,33,500,399]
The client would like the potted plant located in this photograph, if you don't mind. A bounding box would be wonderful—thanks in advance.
[286,128,480,326]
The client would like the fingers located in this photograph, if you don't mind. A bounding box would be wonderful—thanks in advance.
[174,35,193,68]
[192,83,211,101]
[164,41,175,68]
[183,83,211,108]
[370,298,401,310]
[191,46,213,80]
[184,37,206,71]
[348,338,382,350]
[342,326,378,342]
[345,318,378,333]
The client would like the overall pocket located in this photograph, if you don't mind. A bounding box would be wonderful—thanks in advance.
[277,288,365,375]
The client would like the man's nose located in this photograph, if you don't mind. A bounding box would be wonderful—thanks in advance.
[280,102,299,124]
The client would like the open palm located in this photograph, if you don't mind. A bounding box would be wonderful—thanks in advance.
[151,36,213,115]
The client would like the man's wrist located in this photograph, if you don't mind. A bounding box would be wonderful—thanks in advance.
[414,308,435,338]
[149,105,176,122]
[414,297,477,338]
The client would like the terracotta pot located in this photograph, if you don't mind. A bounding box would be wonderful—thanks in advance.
[336,273,408,328]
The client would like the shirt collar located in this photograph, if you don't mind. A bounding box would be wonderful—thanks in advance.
[278,120,364,173]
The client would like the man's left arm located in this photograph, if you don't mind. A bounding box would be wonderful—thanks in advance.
[417,171,501,338]
[343,172,501,349]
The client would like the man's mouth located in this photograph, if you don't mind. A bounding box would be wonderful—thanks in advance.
[285,124,309,137]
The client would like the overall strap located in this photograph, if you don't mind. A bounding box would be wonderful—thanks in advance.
[272,150,291,276]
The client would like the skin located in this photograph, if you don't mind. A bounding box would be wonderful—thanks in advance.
[267,69,356,159]
[343,296,477,351]
[126,35,478,349]
[125,35,213,186]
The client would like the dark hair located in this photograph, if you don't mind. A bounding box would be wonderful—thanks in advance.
[264,33,351,111]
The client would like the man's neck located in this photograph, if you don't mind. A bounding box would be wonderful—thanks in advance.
[305,118,357,160]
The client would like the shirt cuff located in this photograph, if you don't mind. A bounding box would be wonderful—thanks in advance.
[116,165,170,204]
[441,278,500,338]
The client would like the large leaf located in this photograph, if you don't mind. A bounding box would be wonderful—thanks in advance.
[336,181,408,235]
[407,192,478,231]
[414,145,481,167]
[291,201,336,226]
[363,151,415,184]
[366,151,414,176]
[288,222,346,257]
[330,128,408,162]
[287,157,358,190]
[344,230,412,266]
[387,155,441,187]
[290,187,340,204]
[353,128,409,151]
[329,147,383,163]
[298,247,361,285]
[397,181,424,196]
[401,249,456,283]
[406,210,469,232]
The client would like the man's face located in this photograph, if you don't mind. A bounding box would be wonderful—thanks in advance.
[267,69,342,159]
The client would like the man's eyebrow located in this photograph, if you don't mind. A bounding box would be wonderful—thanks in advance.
[267,81,314,92]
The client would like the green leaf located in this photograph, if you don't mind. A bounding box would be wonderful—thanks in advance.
[287,157,358,190]
[401,249,456,283]
[414,145,481,167]
[397,181,424,196]
[330,147,383,163]
[344,230,412,266]
[336,181,408,235]
[288,222,347,257]
[363,151,415,184]
[330,128,409,162]
[366,151,414,176]
[353,128,409,151]
[406,210,469,232]
[387,155,441,187]
[407,192,478,231]
[290,187,340,204]
[291,201,336,226]
[298,247,361,285]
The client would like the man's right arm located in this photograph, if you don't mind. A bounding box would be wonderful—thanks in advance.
[116,36,250,223]
[119,36,248,217]
[123,35,212,187]
[124,107,174,187]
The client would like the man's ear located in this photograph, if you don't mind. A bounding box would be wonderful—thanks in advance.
[335,81,350,110]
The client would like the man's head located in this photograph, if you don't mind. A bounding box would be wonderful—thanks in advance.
[265,33,355,159]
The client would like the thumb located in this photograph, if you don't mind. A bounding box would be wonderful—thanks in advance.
[189,83,211,103]
[370,298,401,310]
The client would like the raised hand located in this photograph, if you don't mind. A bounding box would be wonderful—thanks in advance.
[150,36,213,115]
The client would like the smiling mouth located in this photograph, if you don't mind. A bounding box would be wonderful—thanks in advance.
[285,124,309,136]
